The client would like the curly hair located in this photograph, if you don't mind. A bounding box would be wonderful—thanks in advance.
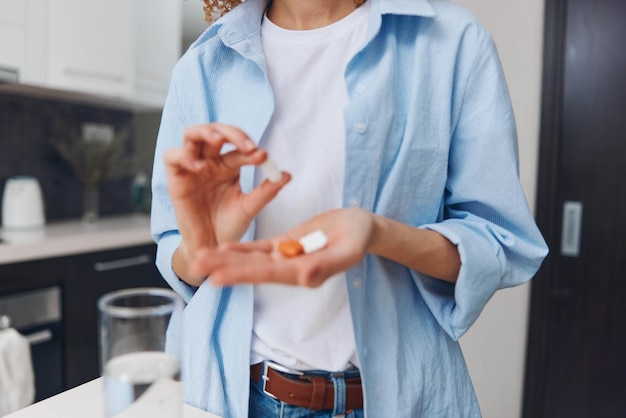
[203,0,245,24]
[203,0,368,24]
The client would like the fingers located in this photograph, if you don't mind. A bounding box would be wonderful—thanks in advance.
[175,124,286,178]
[220,148,267,171]
[165,123,254,176]
[183,124,257,158]
[163,147,204,175]
[240,172,292,218]
[220,240,274,252]
[165,124,272,185]
[189,246,298,285]
[189,237,357,288]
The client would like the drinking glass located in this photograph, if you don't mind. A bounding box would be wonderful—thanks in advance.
[98,287,184,418]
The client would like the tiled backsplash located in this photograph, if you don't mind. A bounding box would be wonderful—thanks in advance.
[0,93,160,223]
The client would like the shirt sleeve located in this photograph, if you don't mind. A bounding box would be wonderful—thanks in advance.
[414,31,549,341]
[150,76,198,303]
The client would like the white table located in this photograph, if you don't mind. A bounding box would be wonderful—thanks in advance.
[5,378,220,418]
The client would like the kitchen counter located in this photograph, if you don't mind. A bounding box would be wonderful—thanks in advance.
[5,377,220,418]
[0,214,153,265]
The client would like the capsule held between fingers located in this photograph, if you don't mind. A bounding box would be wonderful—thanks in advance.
[260,159,282,183]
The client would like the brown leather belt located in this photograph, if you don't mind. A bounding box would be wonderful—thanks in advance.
[250,363,363,411]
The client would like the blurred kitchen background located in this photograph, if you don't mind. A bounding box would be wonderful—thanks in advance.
[0,0,626,418]
[0,0,209,222]
[0,0,563,416]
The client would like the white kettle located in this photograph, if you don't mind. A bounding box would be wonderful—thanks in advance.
[1,176,46,230]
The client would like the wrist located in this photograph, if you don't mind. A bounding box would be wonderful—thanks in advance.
[172,245,205,287]
[367,213,388,256]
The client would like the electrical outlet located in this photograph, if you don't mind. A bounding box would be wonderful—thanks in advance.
[82,123,115,144]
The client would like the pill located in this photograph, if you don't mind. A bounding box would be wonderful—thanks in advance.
[299,230,328,254]
[278,230,328,257]
[259,159,282,183]
[278,240,304,257]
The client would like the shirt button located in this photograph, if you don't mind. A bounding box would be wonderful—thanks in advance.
[352,277,362,288]
[355,83,367,93]
[349,199,360,207]
[355,122,368,134]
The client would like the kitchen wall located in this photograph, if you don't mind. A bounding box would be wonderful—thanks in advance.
[0,93,158,223]
[454,0,546,417]
[133,110,162,181]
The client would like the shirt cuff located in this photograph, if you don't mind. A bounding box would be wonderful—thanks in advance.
[412,221,502,340]
[155,231,198,303]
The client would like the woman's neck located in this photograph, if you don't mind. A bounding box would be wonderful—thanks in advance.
[266,0,364,30]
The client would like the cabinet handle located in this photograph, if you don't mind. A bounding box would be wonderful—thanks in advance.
[64,68,125,83]
[94,255,152,272]
[25,329,54,346]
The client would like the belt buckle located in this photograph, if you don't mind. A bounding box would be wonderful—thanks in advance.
[262,361,304,400]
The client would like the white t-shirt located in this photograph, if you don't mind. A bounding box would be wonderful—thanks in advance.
[251,2,370,372]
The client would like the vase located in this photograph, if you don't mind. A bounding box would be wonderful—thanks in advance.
[83,184,99,223]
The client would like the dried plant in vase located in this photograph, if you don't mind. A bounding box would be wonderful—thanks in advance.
[50,119,132,222]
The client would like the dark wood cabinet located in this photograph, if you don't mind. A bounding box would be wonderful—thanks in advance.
[0,243,168,396]
[65,244,168,388]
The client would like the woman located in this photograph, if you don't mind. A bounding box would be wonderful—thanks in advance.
[151,0,548,416]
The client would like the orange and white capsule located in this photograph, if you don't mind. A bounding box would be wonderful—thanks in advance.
[278,230,328,257]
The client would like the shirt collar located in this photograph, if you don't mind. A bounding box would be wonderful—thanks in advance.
[214,0,267,46]
[376,0,436,17]
[214,0,436,46]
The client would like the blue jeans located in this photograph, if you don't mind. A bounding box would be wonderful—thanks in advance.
[248,367,364,418]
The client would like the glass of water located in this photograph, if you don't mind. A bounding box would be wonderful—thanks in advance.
[98,288,184,418]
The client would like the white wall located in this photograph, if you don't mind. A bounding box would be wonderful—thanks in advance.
[182,0,208,51]
[454,1,545,417]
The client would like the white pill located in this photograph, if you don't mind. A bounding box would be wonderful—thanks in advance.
[260,159,282,183]
[299,230,328,254]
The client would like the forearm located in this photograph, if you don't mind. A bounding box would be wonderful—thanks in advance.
[368,214,460,283]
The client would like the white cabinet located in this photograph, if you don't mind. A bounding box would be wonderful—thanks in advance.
[0,0,27,75]
[134,0,182,106]
[3,0,181,108]
[0,0,45,84]
[46,0,135,99]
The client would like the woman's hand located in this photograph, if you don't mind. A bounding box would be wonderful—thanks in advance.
[189,208,377,287]
[164,123,290,284]
[187,206,461,287]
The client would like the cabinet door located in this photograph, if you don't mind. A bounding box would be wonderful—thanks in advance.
[0,0,26,74]
[133,0,182,106]
[0,257,69,400]
[46,0,134,97]
[65,244,167,387]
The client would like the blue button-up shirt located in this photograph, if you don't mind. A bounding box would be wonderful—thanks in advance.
[151,0,549,416]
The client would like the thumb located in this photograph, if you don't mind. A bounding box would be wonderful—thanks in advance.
[241,172,291,217]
